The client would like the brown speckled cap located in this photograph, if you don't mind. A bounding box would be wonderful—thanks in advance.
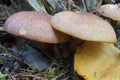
[51,11,116,43]
[4,11,70,43]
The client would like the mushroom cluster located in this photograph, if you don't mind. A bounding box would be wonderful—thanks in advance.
[4,10,120,80]
[51,11,120,80]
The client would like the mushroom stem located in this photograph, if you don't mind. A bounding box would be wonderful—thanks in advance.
[30,41,56,59]
[116,53,120,64]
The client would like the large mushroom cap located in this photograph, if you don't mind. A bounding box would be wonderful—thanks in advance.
[4,11,70,43]
[74,42,120,80]
[51,11,116,43]
[97,4,120,21]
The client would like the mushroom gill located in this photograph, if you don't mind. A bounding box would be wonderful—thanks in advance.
[74,41,120,80]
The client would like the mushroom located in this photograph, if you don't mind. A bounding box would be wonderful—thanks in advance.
[51,11,116,43]
[51,11,119,80]
[97,3,120,48]
[74,42,120,80]
[97,3,120,21]
[4,11,70,43]
[4,11,71,58]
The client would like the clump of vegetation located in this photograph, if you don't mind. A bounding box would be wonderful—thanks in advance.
[0,72,7,80]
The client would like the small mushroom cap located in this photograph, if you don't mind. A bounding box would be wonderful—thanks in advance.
[4,11,70,43]
[97,4,120,21]
[51,11,116,43]
[74,42,120,80]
